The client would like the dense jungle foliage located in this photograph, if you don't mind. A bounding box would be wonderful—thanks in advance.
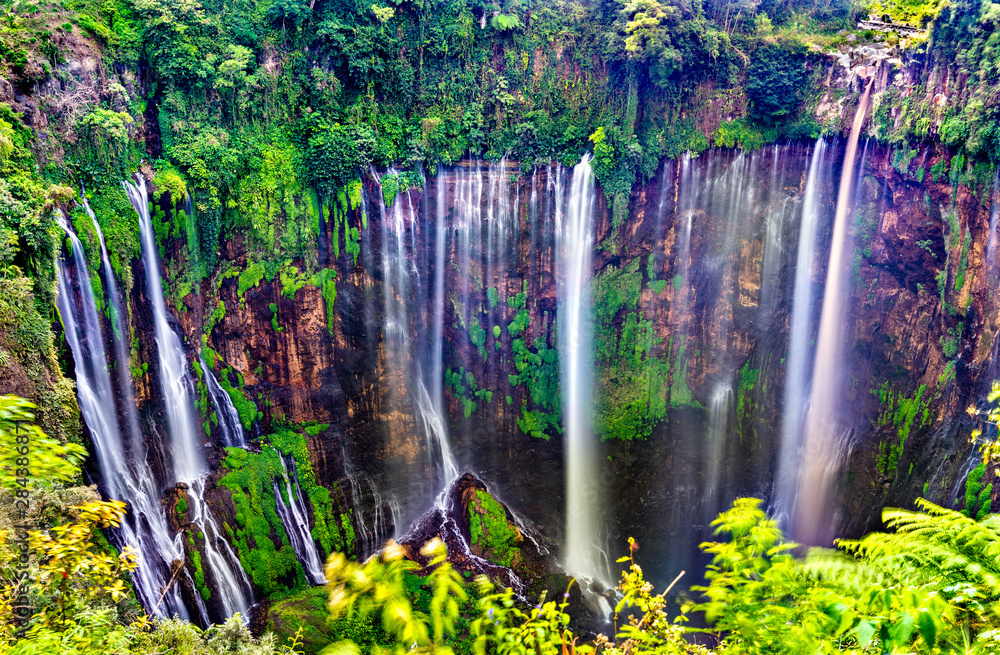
[5,0,1000,651]
[10,380,1000,655]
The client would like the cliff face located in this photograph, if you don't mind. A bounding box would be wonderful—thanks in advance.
[123,133,997,591]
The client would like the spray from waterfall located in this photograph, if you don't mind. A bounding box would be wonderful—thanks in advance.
[796,80,875,545]
[775,139,829,524]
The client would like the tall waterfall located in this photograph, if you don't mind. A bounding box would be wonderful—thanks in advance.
[54,211,191,620]
[775,139,829,523]
[274,454,327,584]
[558,155,605,584]
[125,177,205,482]
[797,80,875,545]
[125,176,253,619]
[375,171,458,530]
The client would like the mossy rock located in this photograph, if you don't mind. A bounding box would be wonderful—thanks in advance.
[266,586,390,655]
[465,488,523,569]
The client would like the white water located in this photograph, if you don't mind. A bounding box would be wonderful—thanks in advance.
[558,155,606,585]
[126,176,253,619]
[187,478,254,617]
[703,384,733,517]
[201,355,248,449]
[775,139,828,523]
[274,454,327,584]
[375,171,458,518]
[55,212,191,620]
[797,80,874,545]
[125,176,205,482]
[759,145,791,325]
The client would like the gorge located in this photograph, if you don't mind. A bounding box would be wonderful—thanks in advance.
[2,0,1000,652]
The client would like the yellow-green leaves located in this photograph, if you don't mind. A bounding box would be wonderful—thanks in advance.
[0,395,87,490]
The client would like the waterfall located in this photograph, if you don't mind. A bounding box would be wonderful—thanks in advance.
[432,170,448,413]
[375,171,458,527]
[558,155,606,585]
[201,356,248,449]
[274,454,327,584]
[759,146,790,325]
[79,192,142,447]
[775,139,829,524]
[187,479,254,616]
[796,80,875,545]
[703,384,734,518]
[125,176,205,482]
[125,176,253,620]
[54,211,191,621]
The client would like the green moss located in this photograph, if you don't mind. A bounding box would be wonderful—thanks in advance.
[873,383,932,476]
[219,443,304,597]
[205,299,226,338]
[507,309,530,337]
[270,302,283,333]
[310,268,337,336]
[487,286,500,309]
[509,338,562,439]
[467,489,521,568]
[963,462,993,521]
[153,165,187,204]
[238,261,266,297]
[736,361,760,418]
[591,258,672,439]
[280,264,310,299]
[189,547,210,601]
[506,281,527,310]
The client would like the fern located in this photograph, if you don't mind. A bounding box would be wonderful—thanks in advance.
[837,498,1000,626]
[490,13,522,32]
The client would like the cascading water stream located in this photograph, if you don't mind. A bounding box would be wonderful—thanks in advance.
[201,356,248,449]
[558,155,607,586]
[375,170,458,525]
[125,176,253,620]
[796,79,875,545]
[187,478,255,617]
[274,454,327,584]
[125,177,205,483]
[775,139,829,523]
[54,211,191,621]
[703,384,733,517]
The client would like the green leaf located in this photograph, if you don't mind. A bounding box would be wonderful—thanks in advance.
[889,614,915,648]
[319,640,361,655]
[917,610,937,649]
[853,620,876,649]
